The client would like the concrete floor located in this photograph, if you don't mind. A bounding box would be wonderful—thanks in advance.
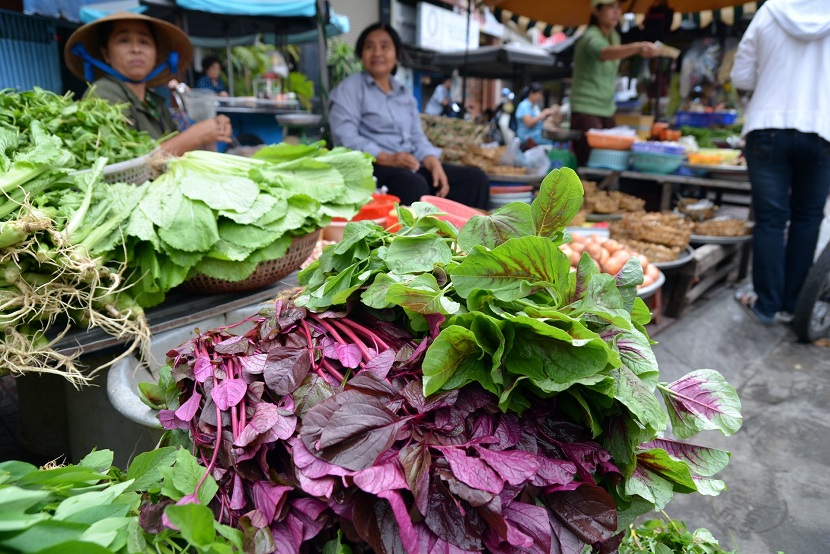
[650,282,830,554]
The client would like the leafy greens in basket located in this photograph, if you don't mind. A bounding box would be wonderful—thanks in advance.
[90,143,374,306]
[149,168,741,553]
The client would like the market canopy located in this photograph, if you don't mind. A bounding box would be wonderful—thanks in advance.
[431,40,575,81]
[483,0,764,32]
[78,0,349,47]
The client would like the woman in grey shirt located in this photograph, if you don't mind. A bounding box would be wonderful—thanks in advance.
[328,23,489,209]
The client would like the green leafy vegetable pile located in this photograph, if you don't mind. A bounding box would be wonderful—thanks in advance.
[0,124,150,384]
[0,448,243,553]
[144,167,742,552]
[94,142,375,307]
[620,512,736,553]
[0,87,157,168]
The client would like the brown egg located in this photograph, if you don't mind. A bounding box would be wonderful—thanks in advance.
[585,242,603,260]
[603,239,621,254]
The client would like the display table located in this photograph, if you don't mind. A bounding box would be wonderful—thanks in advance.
[577,167,751,211]
[216,97,305,146]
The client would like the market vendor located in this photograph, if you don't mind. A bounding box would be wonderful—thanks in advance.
[570,0,661,165]
[328,22,489,209]
[515,82,557,148]
[64,11,233,156]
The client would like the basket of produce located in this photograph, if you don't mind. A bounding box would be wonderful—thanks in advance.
[101,152,156,184]
[693,218,752,237]
[585,131,637,150]
[676,197,719,221]
[587,148,630,171]
[180,230,321,293]
[610,212,693,248]
[631,151,685,174]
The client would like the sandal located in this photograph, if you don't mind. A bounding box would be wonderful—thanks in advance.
[734,286,774,326]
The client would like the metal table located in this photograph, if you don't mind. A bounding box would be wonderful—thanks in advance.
[577,167,751,212]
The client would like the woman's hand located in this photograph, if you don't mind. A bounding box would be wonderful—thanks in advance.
[376,151,420,171]
[423,156,449,197]
[189,115,234,144]
[638,42,663,58]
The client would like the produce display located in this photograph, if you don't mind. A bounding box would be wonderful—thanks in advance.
[692,218,752,237]
[610,212,693,263]
[420,114,489,150]
[0,124,151,384]
[0,87,157,168]
[144,169,741,553]
[583,181,646,214]
[100,143,375,307]
[561,233,662,287]
[458,144,528,176]
[1,103,374,381]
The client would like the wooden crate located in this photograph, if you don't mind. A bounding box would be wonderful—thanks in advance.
[663,242,751,318]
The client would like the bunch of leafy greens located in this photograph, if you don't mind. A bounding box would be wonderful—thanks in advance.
[85,142,374,307]
[620,512,737,554]
[0,87,157,168]
[0,448,243,553]
[0,125,150,384]
[148,168,742,553]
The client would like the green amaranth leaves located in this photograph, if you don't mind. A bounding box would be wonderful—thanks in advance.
[296,167,743,522]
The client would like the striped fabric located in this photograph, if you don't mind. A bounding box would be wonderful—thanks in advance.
[488,1,764,36]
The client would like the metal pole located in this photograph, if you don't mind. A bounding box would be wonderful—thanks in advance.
[226,38,234,97]
[316,0,330,122]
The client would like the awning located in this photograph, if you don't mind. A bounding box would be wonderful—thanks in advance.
[485,1,764,33]
[431,41,573,81]
[78,0,349,47]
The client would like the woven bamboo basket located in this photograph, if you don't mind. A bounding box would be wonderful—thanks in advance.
[180,230,320,294]
[610,213,692,248]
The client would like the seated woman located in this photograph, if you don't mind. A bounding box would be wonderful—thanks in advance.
[514,82,556,148]
[64,11,233,156]
[328,23,489,209]
[195,55,229,97]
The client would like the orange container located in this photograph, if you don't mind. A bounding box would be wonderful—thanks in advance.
[585,131,637,151]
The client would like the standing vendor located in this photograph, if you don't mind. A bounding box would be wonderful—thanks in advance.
[570,0,661,165]
[64,11,233,156]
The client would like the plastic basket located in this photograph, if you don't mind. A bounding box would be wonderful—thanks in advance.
[631,141,686,156]
[631,151,685,174]
[179,230,321,293]
[71,152,156,185]
[675,111,738,128]
[587,148,630,171]
[102,154,155,184]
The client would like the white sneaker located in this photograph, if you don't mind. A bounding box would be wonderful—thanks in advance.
[775,311,794,324]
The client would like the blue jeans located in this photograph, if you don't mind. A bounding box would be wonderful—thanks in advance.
[745,129,830,318]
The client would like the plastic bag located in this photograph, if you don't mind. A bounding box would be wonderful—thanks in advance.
[523,145,552,177]
[499,137,524,167]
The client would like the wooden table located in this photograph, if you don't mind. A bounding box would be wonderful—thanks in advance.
[577,167,750,211]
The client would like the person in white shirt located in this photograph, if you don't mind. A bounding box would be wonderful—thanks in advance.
[424,75,453,116]
[730,0,830,325]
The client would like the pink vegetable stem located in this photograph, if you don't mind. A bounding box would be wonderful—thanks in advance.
[328,318,373,362]
[301,319,330,380]
[194,375,224,501]
[338,317,391,350]
[320,358,345,382]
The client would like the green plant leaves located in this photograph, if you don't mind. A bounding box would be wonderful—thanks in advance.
[531,168,584,237]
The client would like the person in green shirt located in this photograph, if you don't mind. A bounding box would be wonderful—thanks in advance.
[570,0,661,165]
[65,11,233,156]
